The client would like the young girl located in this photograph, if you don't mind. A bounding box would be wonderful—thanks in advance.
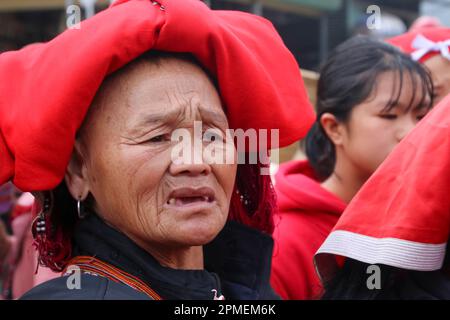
[270,36,434,300]
[316,94,450,299]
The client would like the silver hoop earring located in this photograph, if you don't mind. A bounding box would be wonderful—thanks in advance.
[77,198,88,219]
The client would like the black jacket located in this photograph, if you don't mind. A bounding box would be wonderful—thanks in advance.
[21,214,279,300]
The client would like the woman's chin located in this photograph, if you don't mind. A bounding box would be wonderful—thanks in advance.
[175,221,226,246]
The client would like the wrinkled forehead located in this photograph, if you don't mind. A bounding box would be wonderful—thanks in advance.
[79,54,227,138]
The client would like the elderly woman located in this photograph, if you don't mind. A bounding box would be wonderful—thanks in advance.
[0,0,314,299]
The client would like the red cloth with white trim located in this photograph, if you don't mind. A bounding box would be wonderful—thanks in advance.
[315,95,450,281]
[0,0,314,192]
[387,27,450,62]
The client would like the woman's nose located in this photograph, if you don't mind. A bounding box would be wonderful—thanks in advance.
[169,152,212,177]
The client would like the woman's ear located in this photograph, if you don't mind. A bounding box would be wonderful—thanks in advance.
[320,113,345,146]
[65,141,90,201]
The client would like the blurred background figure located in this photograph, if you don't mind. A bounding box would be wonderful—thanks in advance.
[9,193,59,300]
[0,187,58,300]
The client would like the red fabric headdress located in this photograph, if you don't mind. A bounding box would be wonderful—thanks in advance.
[0,0,314,192]
[315,95,450,281]
[387,27,450,63]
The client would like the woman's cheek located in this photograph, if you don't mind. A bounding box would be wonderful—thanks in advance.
[215,164,237,201]
[127,150,172,213]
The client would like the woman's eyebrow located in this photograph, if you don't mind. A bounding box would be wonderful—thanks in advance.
[199,107,228,125]
[128,109,180,135]
[128,105,228,134]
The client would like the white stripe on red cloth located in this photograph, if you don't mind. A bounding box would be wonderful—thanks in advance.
[314,230,447,284]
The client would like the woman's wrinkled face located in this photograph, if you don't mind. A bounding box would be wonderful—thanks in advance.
[338,71,430,179]
[68,57,237,252]
[423,55,450,106]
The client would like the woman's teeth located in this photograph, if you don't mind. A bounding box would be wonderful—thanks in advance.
[167,196,211,205]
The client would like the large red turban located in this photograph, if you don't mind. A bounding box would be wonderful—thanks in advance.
[0,0,315,192]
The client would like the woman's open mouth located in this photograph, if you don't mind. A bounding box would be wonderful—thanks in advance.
[165,187,216,209]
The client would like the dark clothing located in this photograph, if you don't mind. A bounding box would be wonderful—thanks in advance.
[21,214,279,300]
[19,273,150,300]
[322,259,450,300]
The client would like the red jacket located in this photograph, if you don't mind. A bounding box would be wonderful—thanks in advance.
[271,160,346,300]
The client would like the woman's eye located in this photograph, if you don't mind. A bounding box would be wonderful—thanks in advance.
[379,114,397,120]
[147,134,168,143]
[203,130,222,142]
